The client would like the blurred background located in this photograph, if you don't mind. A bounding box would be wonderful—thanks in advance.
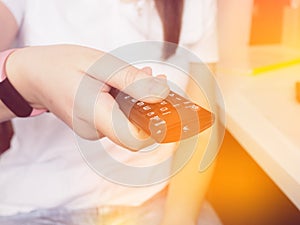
[208,0,300,224]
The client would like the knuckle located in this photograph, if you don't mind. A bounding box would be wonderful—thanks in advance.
[122,67,140,89]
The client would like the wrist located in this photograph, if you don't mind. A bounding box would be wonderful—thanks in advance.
[1,48,46,117]
[5,48,38,106]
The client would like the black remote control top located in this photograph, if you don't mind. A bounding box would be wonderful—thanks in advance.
[110,88,214,143]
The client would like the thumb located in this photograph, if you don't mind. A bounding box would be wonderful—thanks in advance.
[87,54,170,103]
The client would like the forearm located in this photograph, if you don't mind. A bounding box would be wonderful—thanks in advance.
[162,63,217,224]
[0,2,19,50]
[162,130,215,224]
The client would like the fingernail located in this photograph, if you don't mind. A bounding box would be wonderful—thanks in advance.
[147,77,170,99]
[155,74,167,80]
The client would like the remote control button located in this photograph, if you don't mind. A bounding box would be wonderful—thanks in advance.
[169,93,175,97]
[173,103,181,108]
[162,111,171,116]
[154,120,166,127]
[131,99,138,103]
[156,129,162,135]
[143,106,151,111]
[160,107,168,112]
[185,104,200,110]
[190,104,200,111]
[147,111,155,117]
[136,101,145,107]
[124,95,131,100]
[183,125,190,132]
[150,116,161,121]
[160,101,168,105]
[168,94,183,105]
[183,101,191,105]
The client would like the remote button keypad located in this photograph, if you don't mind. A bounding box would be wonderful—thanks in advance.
[110,88,214,143]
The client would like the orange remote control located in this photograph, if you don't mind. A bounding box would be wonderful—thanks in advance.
[110,88,215,143]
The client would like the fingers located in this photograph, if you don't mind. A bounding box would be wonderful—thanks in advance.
[73,74,154,151]
[141,66,152,75]
[87,54,170,103]
[94,92,155,151]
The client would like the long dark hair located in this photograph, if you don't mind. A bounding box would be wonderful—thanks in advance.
[154,0,184,59]
[0,121,13,154]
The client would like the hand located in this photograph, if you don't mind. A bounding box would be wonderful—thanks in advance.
[5,45,170,150]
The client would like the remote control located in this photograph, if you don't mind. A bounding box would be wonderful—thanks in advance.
[110,88,214,143]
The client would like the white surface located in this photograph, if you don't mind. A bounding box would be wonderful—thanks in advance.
[217,62,300,209]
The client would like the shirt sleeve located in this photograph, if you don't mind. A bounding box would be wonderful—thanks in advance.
[1,0,25,27]
[181,0,219,63]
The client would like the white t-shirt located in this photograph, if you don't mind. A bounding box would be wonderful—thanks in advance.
[0,0,218,216]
